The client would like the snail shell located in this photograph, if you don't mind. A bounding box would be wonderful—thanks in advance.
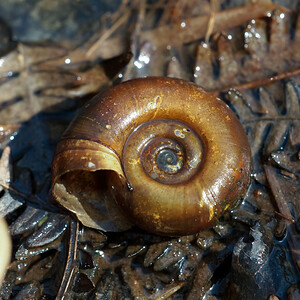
[52,77,251,236]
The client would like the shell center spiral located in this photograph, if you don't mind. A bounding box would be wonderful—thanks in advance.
[123,119,204,185]
[157,149,183,174]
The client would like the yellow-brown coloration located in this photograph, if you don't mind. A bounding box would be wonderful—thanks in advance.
[52,77,251,236]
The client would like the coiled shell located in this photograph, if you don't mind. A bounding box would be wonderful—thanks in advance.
[52,77,251,236]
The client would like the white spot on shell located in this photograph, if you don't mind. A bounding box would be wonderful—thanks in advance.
[189,156,200,168]
[174,129,185,138]
[88,162,96,168]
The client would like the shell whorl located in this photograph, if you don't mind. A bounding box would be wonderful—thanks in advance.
[52,77,251,236]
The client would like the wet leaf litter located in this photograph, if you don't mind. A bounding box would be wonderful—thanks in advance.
[0,0,299,299]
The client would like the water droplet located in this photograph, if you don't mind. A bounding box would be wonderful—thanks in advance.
[180,22,186,28]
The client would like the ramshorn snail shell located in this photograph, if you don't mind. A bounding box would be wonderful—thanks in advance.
[52,77,251,236]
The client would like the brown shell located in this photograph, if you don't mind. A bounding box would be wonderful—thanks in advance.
[52,77,251,236]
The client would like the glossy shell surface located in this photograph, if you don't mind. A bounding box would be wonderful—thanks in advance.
[52,77,251,236]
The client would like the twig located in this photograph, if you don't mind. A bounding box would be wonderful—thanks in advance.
[274,211,295,224]
[55,218,79,300]
[225,68,300,91]
[0,182,28,202]
[87,10,131,58]
[205,0,218,44]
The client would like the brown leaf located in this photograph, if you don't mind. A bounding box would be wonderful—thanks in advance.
[0,43,110,124]
[141,4,290,48]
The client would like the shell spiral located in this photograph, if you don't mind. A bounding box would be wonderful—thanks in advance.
[52,77,251,236]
